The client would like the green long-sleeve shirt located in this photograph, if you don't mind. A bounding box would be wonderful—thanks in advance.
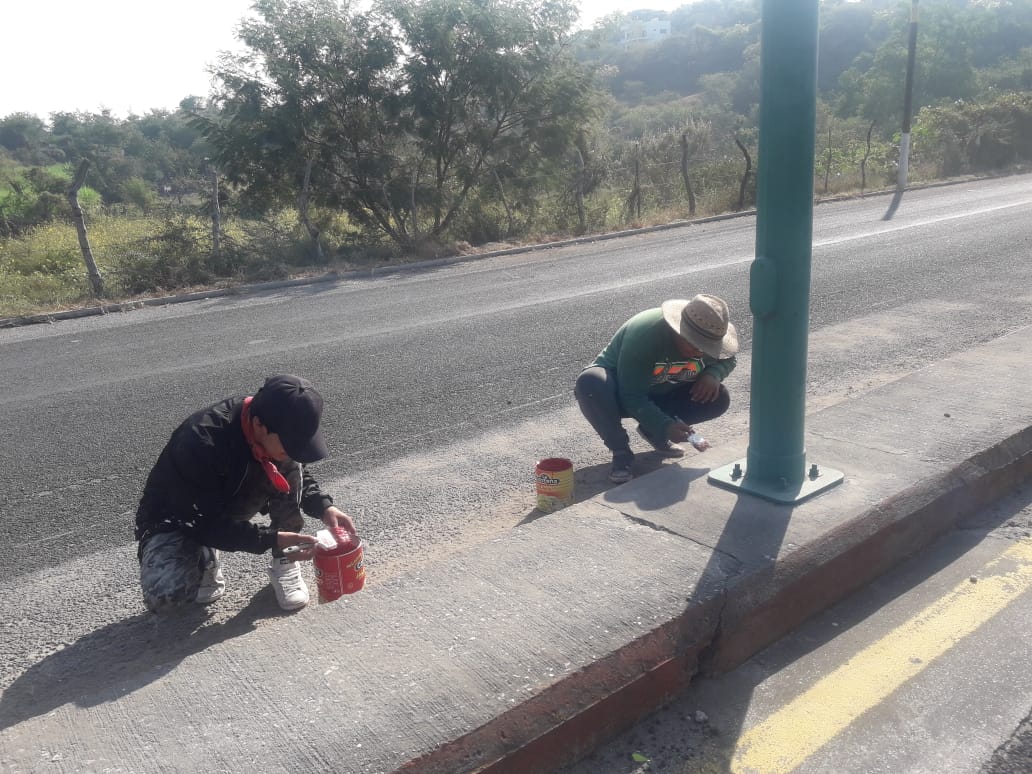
[590,307,737,440]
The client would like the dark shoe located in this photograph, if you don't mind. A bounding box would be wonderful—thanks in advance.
[636,425,686,458]
[609,451,634,483]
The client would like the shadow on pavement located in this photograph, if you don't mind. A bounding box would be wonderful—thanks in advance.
[682,492,796,771]
[517,454,678,526]
[683,521,1017,771]
[602,465,709,511]
[566,481,1032,772]
[558,473,787,774]
[0,587,284,732]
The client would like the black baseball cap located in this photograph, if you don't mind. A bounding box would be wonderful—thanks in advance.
[250,375,328,463]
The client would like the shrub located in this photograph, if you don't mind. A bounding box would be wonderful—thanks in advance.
[113,216,214,294]
[118,178,159,214]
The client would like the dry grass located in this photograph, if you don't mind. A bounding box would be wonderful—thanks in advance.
[0,168,1007,321]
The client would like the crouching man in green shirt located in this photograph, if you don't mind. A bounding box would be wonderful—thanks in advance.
[575,294,738,483]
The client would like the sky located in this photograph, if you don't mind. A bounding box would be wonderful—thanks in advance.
[2,1,686,121]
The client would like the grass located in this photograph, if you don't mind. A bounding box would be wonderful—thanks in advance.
[0,163,999,321]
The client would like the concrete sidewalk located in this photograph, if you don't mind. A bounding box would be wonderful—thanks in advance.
[2,328,1031,774]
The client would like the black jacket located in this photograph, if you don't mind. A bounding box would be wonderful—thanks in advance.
[135,396,334,553]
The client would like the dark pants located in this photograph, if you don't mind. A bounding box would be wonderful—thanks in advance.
[138,462,304,613]
[574,366,731,454]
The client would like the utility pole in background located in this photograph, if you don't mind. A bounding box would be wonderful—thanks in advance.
[883,0,920,221]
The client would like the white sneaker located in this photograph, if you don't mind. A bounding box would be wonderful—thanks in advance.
[268,556,310,610]
[196,548,225,604]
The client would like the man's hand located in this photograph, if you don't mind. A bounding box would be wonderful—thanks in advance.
[691,373,721,403]
[666,421,696,444]
[322,506,358,537]
[277,531,319,561]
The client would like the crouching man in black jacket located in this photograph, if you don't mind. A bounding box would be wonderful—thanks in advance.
[135,374,356,613]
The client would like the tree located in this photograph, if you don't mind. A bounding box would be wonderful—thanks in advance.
[197,0,400,252]
[833,0,980,128]
[201,0,601,249]
[48,110,148,202]
[817,0,883,94]
[0,113,52,164]
[912,91,1032,175]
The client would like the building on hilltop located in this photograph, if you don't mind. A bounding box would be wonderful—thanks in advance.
[620,16,672,49]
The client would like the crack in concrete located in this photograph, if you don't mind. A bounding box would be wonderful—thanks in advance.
[594,501,743,675]
[695,588,729,677]
[621,512,688,538]
[617,510,743,567]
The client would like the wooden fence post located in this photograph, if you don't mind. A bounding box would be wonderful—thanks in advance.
[680,133,697,217]
[734,135,753,210]
[574,149,586,234]
[208,163,221,261]
[860,120,876,196]
[628,152,642,220]
[298,157,324,260]
[823,123,833,194]
[66,159,104,298]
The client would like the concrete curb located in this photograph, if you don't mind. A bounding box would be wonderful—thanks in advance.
[709,424,1032,674]
[402,426,1032,774]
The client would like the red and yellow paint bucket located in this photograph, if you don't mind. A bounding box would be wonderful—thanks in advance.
[535,457,574,512]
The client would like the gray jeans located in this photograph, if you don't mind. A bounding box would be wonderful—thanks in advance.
[574,366,731,454]
[138,462,303,613]
[139,531,209,613]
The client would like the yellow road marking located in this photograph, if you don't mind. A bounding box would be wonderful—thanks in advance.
[731,538,1032,774]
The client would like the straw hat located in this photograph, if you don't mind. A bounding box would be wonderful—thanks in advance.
[661,295,739,359]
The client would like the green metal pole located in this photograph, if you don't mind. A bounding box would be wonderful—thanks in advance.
[709,0,843,503]
[748,0,818,488]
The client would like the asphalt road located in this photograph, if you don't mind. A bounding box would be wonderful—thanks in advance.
[1,173,1031,603]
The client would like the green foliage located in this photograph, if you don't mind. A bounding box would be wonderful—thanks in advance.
[815,111,895,192]
[817,0,887,93]
[115,216,216,294]
[0,105,211,213]
[912,91,1032,175]
[831,0,1032,128]
[0,158,102,236]
[117,177,160,214]
[1,221,84,277]
[3,0,1032,317]
[201,0,602,248]
[610,96,701,140]
[670,0,760,32]
[576,18,759,104]
[0,215,132,313]
[0,113,57,165]
[978,47,1032,92]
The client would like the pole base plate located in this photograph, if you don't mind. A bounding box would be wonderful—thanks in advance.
[708,458,844,505]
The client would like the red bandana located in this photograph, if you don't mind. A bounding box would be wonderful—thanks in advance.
[241,396,291,493]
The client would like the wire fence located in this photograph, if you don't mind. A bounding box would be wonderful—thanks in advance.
[0,137,907,316]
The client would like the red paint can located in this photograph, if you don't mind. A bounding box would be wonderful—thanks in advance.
[314,528,366,603]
